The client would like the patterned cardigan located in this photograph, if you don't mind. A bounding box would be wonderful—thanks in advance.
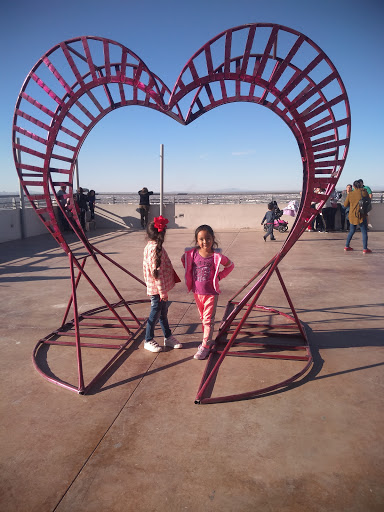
[143,241,178,297]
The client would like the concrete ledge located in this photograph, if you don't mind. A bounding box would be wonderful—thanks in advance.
[1,203,383,243]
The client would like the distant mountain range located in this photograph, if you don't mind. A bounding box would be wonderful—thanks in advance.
[168,188,301,194]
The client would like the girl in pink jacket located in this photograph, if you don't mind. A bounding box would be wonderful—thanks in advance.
[181,225,234,360]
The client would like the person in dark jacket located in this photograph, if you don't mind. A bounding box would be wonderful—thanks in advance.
[138,187,153,229]
[261,202,276,241]
[76,187,88,230]
[87,189,96,220]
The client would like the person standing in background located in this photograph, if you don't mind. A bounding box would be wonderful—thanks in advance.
[322,189,338,232]
[358,179,373,228]
[87,190,96,220]
[138,187,153,229]
[261,202,276,241]
[57,185,69,231]
[358,179,372,198]
[344,180,372,254]
[340,184,352,231]
[76,187,88,230]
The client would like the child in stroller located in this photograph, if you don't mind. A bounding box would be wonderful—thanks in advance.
[263,201,289,233]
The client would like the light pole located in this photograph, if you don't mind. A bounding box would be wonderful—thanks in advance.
[160,144,164,216]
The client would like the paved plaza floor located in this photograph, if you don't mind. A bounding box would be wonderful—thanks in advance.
[1,227,383,512]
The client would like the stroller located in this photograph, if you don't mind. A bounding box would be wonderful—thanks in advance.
[263,201,289,233]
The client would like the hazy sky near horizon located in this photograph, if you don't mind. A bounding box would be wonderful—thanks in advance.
[1,0,383,193]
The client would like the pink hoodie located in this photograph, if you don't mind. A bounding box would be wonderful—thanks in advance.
[181,247,234,294]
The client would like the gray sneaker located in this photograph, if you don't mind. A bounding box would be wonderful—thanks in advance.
[193,344,210,360]
[164,335,182,349]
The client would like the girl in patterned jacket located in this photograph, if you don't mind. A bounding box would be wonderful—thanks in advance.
[181,225,234,360]
[143,216,182,352]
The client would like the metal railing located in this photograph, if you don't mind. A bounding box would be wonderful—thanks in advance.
[1,191,384,210]
[90,192,302,206]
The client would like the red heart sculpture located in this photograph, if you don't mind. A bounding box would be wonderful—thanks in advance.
[12,24,351,398]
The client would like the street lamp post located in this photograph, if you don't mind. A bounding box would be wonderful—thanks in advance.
[160,144,164,216]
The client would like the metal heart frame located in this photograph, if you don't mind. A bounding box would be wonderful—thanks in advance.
[12,24,351,398]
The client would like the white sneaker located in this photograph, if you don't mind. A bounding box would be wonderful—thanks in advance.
[144,340,162,353]
[164,335,182,349]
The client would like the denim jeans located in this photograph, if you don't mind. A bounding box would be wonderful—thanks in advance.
[140,205,149,228]
[346,218,368,249]
[264,223,275,240]
[145,294,171,341]
[345,207,350,230]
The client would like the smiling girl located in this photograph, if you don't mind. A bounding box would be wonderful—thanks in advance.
[181,225,234,360]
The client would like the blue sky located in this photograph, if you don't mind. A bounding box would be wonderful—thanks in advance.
[1,0,383,194]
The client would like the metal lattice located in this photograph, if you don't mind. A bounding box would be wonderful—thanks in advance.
[12,24,351,397]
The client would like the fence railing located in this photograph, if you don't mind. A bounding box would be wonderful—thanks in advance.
[1,191,384,210]
[95,192,303,206]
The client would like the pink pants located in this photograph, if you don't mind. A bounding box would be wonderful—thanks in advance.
[194,294,218,346]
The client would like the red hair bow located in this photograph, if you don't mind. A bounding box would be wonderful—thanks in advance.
[154,215,169,232]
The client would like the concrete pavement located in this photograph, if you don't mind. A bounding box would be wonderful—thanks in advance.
[1,227,383,512]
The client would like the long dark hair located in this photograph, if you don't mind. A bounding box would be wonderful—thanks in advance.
[146,221,166,278]
[194,224,218,248]
[353,180,362,189]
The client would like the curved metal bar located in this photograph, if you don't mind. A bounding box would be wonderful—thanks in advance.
[12,36,181,254]
[197,359,313,405]
[167,24,349,404]
[169,23,351,261]
[32,301,149,393]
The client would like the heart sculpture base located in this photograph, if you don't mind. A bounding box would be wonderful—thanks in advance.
[32,243,150,394]
[195,263,312,404]
[33,300,148,394]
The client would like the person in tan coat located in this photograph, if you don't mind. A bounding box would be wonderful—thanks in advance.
[343,180,372,254]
